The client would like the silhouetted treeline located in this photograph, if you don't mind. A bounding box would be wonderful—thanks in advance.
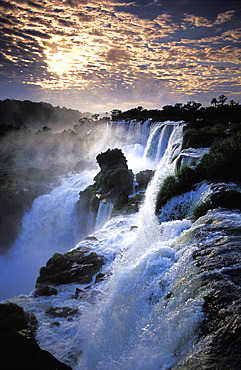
[112,102,241,127]
[0,99,88,131]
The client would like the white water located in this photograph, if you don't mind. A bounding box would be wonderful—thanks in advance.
[2,120,206,369]
[0,121,151,300]
[95,200,114,230]
[0,170,96,299]
[75,122,196,369]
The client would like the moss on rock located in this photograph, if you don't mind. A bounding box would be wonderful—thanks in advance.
[36,248,104,286]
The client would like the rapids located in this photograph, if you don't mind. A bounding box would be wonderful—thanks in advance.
[2,119,240,369]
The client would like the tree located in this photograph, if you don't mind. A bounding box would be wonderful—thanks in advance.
[111,109,122,121]
[229,100,237,106]
[174,103,183,109]
[79,117,89,124]
[211,98,218,107]
[92,114,100,121]
[183,101,201,110]
[218,95,227,106]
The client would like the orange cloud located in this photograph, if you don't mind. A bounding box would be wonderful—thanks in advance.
[1,0,241,108]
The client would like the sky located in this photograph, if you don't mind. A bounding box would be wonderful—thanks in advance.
[0,0,241,113]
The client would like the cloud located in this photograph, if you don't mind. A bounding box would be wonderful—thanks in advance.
[182,14,212,28]
[106,48,131,63]
[222,28,241,41]
[24,29,52,39]
[214,10,235,25]
[1,0,241,110]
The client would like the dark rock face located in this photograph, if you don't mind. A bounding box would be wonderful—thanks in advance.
[193,231,241,369]
[209,183,241,211]
[34,285,58,297]
[112,192,145,216]
[135,169,154,191]
[96,148,128,172]
[0,302,71,370]
[36,248,104,286]
[175,210,241,369]
[46,307,78,318]
[95,148,134,198]
[77,148,134,219]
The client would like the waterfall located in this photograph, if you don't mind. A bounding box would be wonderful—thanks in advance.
[74,122,198,369]
[2,120,208,369]
[95,200,113,230]
[0,170,97,299]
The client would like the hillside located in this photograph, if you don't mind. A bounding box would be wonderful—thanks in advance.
[0,99,91,132]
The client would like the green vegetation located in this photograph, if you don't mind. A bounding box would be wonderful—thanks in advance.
[191,200,212,221]
[37,249,104,285]
[155,133,241,214]
[111,96,241,126]
[112,192,145,216]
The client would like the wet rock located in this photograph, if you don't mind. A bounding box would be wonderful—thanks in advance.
[135,169,154,191]
[0,302,71,369]
[34,285,58,297]
[209,183,241,211]
[175,209,241,369]
[46,307,78,318]
[175,147,210,170]
[72,288,84,299]
[84,236,98,241]
[36,247,104,286]
[95,272,106,283]
[50,321,60,328]
[112,192,145,216]
[77,148,134,219]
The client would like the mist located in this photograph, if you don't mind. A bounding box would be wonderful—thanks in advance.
[0,118,152,299]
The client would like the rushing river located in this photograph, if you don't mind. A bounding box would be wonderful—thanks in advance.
[2,120,241,369]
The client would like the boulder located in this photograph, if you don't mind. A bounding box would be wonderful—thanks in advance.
[46,307,78,318]
[96,148,128,172]
[77,148,134,220]
[0,303,71,370]
[209,184,241,210]
[36,248,104,286]
[34,285,58,297]
[135,170,154,191]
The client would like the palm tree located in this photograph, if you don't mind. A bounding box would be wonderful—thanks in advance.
[211,98,218,107]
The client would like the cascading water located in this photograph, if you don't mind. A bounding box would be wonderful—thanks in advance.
[144,122,176,165]
[0,170,96,299]
[2,120,208,369]
[75,122,197,370]
[95,200,113,230]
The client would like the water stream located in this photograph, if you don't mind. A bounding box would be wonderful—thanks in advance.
[2,120,209,369]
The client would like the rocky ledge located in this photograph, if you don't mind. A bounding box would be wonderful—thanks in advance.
[76,148,154,220]
[0,302,71,370]
[174,209,241,369]
[36,247,104,290]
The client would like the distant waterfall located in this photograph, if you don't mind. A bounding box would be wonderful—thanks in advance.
[144,122,176,164]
